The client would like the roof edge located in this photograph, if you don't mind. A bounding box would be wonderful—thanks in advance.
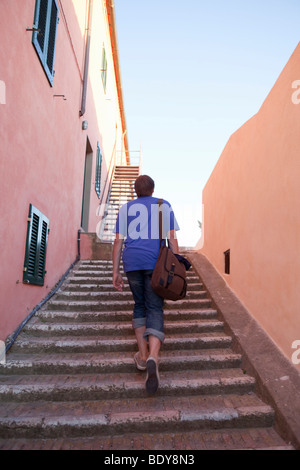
[106,0,129,163]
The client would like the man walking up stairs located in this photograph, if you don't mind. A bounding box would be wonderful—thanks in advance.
[0,258,294,450]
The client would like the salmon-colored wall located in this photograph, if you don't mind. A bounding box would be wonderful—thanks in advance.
[0,0,125,342]
[199,42,300,370]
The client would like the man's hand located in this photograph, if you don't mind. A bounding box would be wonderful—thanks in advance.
[167,229,179,254]
[113,272,124,292]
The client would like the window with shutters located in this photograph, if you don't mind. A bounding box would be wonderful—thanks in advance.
[101,45,107,92]
[23,204,49,286]
[32,0,59,86]
[95,142,103,198]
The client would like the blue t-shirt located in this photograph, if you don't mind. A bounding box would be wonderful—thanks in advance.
[114,196,179,272]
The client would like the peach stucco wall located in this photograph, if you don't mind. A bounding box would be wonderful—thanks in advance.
[0,1,125,342]
[200,43,300,369]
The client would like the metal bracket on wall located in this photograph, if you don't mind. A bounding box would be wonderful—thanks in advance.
[53,94,67,101]
[26,27,42,35]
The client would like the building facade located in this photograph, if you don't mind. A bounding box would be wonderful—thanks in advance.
[197,43,300,370]
[0,0,128,343]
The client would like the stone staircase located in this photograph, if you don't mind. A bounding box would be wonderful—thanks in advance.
[0,259,293,450]
[100,165,140,242]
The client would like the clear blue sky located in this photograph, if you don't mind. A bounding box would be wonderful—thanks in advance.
[114,0,300,247]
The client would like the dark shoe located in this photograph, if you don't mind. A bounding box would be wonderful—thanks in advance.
[145,356,159,395]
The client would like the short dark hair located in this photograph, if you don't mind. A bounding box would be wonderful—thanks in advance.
[134,175,155,197]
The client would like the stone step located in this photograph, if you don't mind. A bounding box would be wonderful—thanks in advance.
[77,259,190,264]
[109,187,135,192]
[110,184,136,188]
[77,260,113,264]
[112,179,139,183]
[72,270,117,277]
[113,173,139,177]
[70,274,198,285]
[23,319,225,337]
[0,428,293,450]
[110,183,136,186]
[0,369,256,402]
[62,281,203,292]
[112,180,138,183]
[0,393,275,439]
[74,264,193,274]
[112,173,138,177]
[106,200,135,205]
[109,189,135,193]
[11,333,232,353]
[113,173,139,176]
[101,217,119,222]
[0,349,242,375]
[54,290,207,302]
[72,271,196,280]
[71,268,196,276]
[66,271,196,281]
[36,308,219,323]
[75,262,194,270]
[75,260,193,268]
[114,168,139,172]
[45,298,212,312]
[113,175,139,180]
[65,278,201,289]
[108,203,129,209]
[115,165,140,169]
[76,260,114,264]
[108,193,134,197]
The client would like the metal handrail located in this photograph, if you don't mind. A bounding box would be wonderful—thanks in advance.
[97,148,142,241]
[99,141,117,208]
[116,149,141,167]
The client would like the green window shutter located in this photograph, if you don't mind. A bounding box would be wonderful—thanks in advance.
[32,0,59,86]
[46,0,59,73]
[23,204,49,286]
[95,142,103,198]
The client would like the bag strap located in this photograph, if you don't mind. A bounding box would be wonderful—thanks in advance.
[158,198,164,246]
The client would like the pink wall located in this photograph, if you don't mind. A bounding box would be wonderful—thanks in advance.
[0,1,125,342]
[200,43,300,369]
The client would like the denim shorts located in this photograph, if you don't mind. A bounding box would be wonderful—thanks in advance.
[126,269,165,343]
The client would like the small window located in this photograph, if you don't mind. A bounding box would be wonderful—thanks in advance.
[23,204,49,286]
[224,249,230,275]
[95,142,103,198]
[32,0,59,86]
[101,45,107,92]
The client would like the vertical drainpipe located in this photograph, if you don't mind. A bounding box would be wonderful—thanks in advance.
[79,0,93,117]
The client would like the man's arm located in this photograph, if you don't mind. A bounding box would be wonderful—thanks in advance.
[167,229,179,254]
[112,233,124,291]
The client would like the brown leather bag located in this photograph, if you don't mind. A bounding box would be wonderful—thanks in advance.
[151,199,187,301]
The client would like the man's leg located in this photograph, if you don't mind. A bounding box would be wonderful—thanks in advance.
[145,337,161,395]
[126,271,149,367]
[134,325,148,362]
[143,270,165,347]
[148,335,161,363]
[143,270,164,394]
